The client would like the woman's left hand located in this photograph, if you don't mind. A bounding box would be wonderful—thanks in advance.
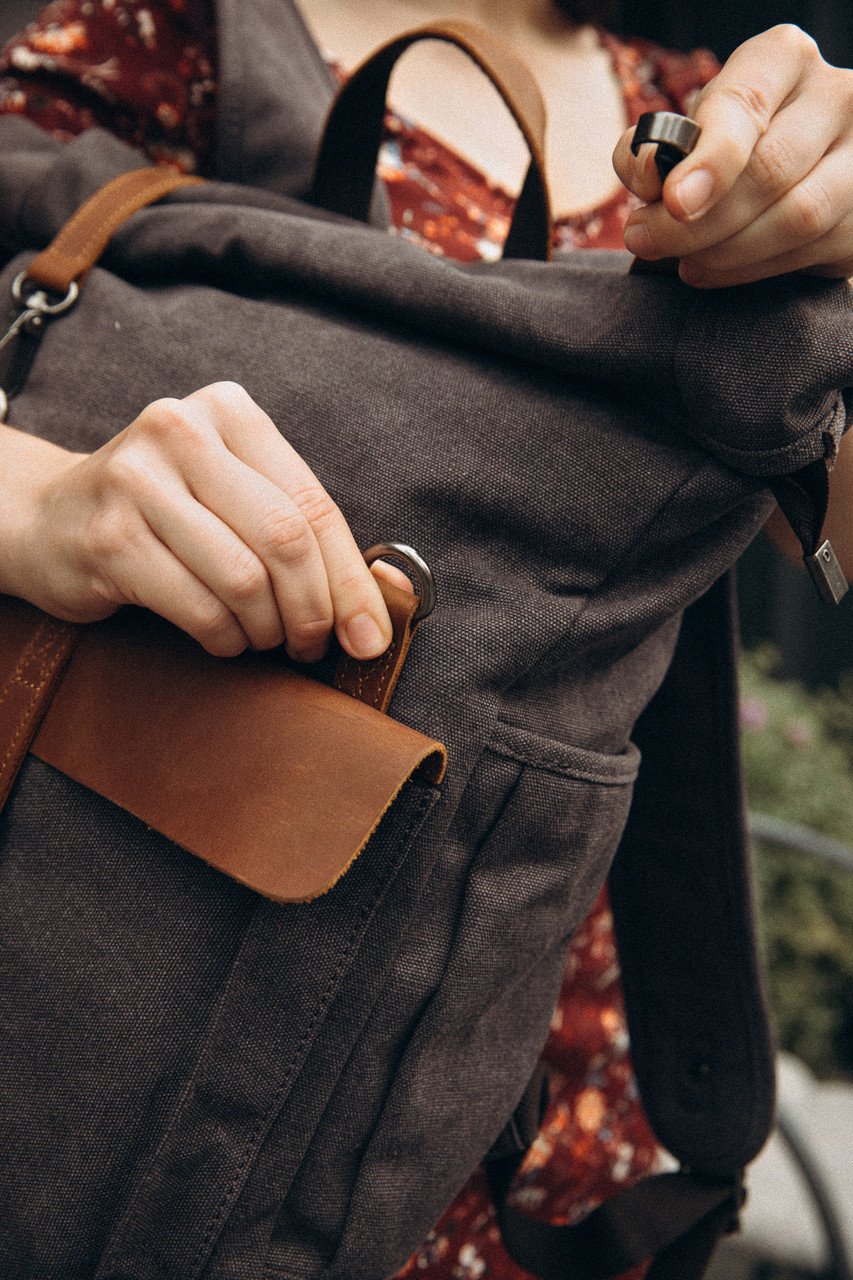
[612,24,853,287]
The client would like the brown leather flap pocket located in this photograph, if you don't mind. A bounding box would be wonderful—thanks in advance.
[7,602,446,902]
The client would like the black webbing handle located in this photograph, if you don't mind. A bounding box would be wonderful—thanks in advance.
[310,20,553,261]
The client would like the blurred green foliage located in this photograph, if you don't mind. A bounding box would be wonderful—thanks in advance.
[740,647,853,1080]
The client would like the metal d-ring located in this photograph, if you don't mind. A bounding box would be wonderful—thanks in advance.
[363,542,437,622]
[0,274,81,422]
[11,272,80,316]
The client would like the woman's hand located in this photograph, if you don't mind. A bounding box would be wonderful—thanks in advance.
[612,24,853,287]
[0,382,398,661]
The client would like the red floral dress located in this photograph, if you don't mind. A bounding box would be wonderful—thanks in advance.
[0,6,719,1278]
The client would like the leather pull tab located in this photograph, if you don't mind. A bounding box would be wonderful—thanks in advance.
[311,19,553,261]
[333,580,421,713]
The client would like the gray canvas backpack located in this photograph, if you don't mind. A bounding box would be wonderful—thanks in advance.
[0,2,850,1277]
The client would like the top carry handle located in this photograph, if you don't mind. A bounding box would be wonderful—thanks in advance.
[311,18,553,261]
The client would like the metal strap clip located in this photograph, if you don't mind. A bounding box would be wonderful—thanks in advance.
[0,271,79,423]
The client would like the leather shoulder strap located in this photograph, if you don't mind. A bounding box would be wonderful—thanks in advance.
[23,167,204,293]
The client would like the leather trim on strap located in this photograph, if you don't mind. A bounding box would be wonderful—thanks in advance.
[0,599,81,810]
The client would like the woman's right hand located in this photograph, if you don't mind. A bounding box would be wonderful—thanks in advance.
[0,381,395,661]
[614,24,853,287]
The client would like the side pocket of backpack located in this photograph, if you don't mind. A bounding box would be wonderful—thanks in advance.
[316,721,641,1280]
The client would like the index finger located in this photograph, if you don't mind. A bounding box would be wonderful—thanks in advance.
[662,25,819,222]
[183,382,394,660]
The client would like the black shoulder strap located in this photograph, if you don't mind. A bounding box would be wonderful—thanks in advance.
[486,1147,743,1280]
[487,573,774,1279]
[609,571,776,1177]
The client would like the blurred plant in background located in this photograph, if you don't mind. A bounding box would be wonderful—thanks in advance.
[741,646,853,1081]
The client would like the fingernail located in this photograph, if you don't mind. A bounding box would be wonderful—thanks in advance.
[678,260,713,289]
[671,168,715,220]
[346,613,387,658]
[623,222,653,258]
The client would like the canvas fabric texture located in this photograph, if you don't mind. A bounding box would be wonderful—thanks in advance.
[0,1,851,1277]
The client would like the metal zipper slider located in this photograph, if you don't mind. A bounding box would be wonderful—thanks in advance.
[628,112,701,277]
[805,539,849,605]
